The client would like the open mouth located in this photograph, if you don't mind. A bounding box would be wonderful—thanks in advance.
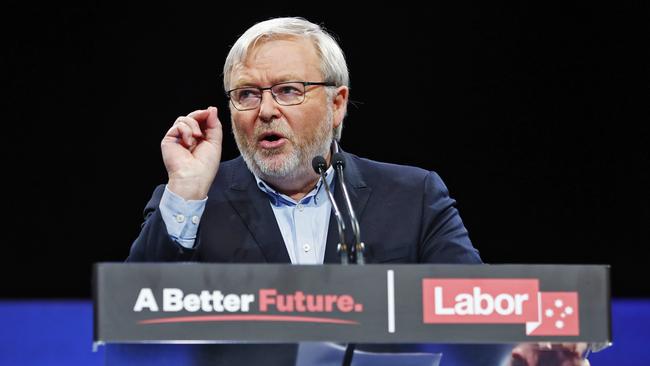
[262,133,282,142]
[258,132,287,148]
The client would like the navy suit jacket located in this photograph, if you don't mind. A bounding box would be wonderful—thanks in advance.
[128,151,481,265]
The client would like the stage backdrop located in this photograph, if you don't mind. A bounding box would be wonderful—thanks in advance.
[1,2,648,299]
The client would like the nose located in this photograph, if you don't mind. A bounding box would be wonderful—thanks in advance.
[258,90,281,123]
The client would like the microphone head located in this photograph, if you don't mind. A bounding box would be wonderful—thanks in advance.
[312,155,327,174]
[332,152,346,169]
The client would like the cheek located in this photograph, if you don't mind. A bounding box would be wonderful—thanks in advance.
[292,107,327,132]
[233,114,256,135]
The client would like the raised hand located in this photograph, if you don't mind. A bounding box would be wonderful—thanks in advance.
[161,107,223,200]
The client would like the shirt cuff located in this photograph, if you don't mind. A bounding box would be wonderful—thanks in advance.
[159,185,208,249]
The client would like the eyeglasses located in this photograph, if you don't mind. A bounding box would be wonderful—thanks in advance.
[226,81,336,111]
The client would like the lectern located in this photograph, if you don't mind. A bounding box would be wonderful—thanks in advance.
[94,263,610,365]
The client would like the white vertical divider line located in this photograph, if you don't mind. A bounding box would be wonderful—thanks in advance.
[387,269,395,333]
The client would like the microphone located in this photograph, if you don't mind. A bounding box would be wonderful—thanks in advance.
[312,156,349,265]
[332,152,365,265]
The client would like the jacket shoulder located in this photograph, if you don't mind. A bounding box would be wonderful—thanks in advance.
[344,152,440,189]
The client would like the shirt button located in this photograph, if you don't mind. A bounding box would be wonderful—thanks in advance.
[191,215,200,224]
[297,203,304,212]
[175,214,185,223]
[303,244,311,252]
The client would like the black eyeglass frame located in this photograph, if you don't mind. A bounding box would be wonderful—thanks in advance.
[226,81,337,111]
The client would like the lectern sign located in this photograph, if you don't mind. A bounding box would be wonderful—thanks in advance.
[93,264,609,344]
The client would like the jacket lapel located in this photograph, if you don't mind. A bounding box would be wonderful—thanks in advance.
[225,158,291,263]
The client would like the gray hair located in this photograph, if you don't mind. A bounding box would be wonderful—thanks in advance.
[223,17,349,140]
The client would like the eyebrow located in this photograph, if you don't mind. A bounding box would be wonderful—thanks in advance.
[231,76,305,89]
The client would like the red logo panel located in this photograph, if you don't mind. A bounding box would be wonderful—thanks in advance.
[422,279,579,336]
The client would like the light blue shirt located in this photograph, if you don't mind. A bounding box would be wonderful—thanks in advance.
[159,166,334,264]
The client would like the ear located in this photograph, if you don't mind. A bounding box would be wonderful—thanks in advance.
[331,86,349,130]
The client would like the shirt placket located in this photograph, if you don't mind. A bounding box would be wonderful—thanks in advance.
[293,199,317,264]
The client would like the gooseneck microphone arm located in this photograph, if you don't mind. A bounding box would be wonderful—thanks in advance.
[311,156,349,265]
[332,152,365,265]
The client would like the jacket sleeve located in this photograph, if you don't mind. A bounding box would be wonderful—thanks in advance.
[126,184,196,262]
[418,171,483,264]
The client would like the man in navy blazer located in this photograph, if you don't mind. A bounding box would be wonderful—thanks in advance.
[127,16,480,266]
[125,16,482,366]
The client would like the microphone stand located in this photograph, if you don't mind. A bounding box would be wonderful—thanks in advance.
[333,152,365,265]
[311,156,348,265]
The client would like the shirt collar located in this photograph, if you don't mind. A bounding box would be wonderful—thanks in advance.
[255,165,335,207]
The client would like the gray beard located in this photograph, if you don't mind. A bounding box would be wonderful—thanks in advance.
[232,107,334,183]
